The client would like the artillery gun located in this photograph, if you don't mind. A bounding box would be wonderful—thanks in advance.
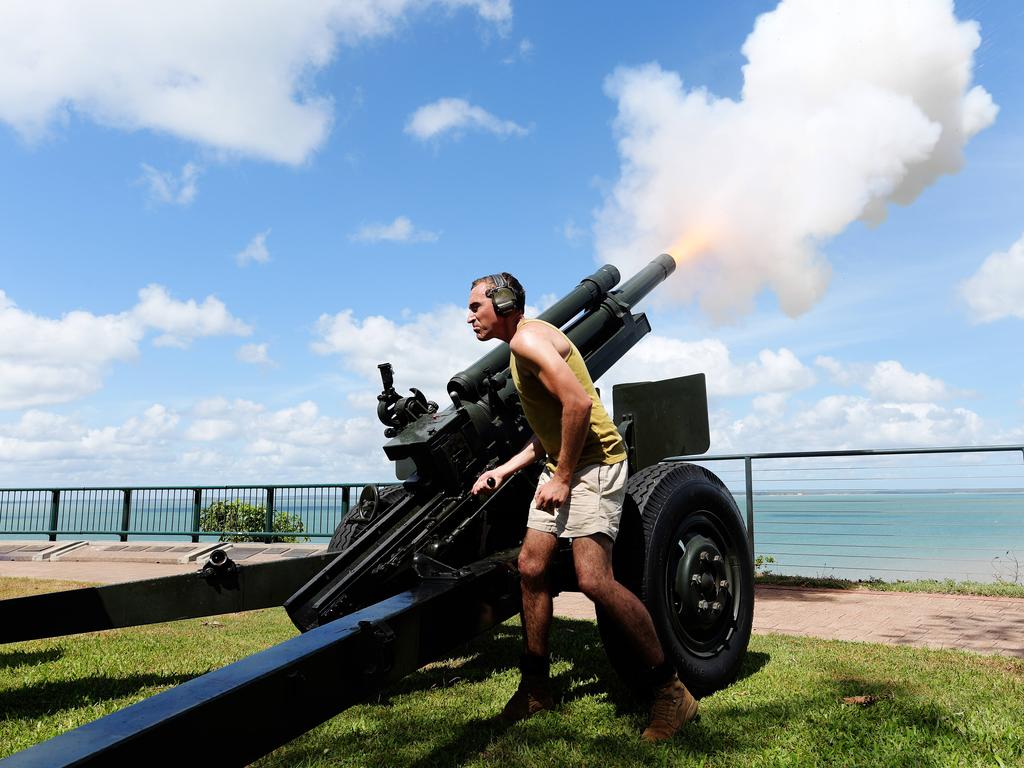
[0,255,754,766]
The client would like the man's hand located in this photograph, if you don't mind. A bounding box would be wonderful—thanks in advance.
[472,469,506,496]
[534,475,571,511]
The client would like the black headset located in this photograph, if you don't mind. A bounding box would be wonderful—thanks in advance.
[486,273,521,316]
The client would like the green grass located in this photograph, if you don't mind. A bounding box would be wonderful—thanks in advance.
[2,576,1023,767]
[756,574,1024,598]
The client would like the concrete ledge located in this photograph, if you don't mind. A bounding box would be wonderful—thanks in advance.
[0,541,87,562]
[201,543,326,564]
[34,541,88,561]
[0,539,328,584]
[3,539,329,566]
[53,542,212,564]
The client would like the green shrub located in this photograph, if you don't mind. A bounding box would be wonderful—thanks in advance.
[199,499,307,543]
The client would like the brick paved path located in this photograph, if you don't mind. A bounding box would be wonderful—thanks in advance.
[553,585,1024,657]
[0,559,197,583]
[3,552,1022,658]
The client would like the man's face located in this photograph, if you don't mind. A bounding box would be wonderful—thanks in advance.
[467,282,498,341]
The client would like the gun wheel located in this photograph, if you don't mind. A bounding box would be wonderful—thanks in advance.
[328,484,407,553]
[596,462,754,699]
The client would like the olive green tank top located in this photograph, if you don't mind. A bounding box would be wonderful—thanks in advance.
[510,319,626,472]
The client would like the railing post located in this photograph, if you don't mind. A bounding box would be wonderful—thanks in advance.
[120,489,132,542]
[48,490,60,542]
[192,489,202,543]
[744,457,755,557]
[265,487,275,543]
[341,486,350,521]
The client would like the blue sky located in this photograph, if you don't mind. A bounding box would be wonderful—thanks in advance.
[1,0,1022,485]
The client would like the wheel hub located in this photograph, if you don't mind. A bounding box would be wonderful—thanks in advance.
[673,533,731,632]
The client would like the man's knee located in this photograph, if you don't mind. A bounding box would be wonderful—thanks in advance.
[519,544,551,587]
[575,566,613,602]
[572,534,615,600]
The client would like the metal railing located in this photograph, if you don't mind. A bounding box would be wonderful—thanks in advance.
[5,445,1024,582]
[672,445,1024,583]
[0,484,377,542]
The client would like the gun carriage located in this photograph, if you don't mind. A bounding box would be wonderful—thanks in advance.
[0,255,754,766]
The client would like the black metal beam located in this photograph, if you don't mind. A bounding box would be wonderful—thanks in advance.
[0,553,336,644]
[1,554,521,767]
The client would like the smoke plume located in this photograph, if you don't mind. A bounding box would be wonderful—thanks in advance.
[595,0,997,320]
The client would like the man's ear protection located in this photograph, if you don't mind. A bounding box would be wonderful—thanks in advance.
[486,273,519,316]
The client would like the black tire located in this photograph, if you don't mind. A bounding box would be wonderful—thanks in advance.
[327,517,364,553]
[327,484,407,553]
[597,462,754,698]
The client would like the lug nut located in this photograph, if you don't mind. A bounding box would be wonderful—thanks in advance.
[719,579,729,589]
[711,601,722,612]
[691,574,701,585]
[713,554,723,563]
[697,599,709,611]
[699,551,709,561]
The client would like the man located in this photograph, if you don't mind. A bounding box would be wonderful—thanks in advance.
[467,271,698,741]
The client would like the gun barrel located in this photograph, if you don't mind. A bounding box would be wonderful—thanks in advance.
[447,264,620,401]
[611,252,676,308]
[561,253,676,382]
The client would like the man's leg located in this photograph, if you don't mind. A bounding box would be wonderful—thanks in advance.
[501,527,559,722]
[519,527,559,656]
[573,534,698,741]
[571,534,662,665]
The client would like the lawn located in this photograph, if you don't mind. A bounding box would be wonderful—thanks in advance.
[755,574,1024,598]
[2,577,1022,767]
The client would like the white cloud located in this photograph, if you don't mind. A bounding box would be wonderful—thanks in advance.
[752,392,788,414]
[0,291,142,409]
[121,404,181,441]
[176,398,389,480]
[236,342,273,366]
[0,361,108,411]
[305,304,989,461]
[405,97,529,141]
[185,417,240,442]
[235,230,271,266]
[600,335,815,398]
[140,162,200,206]
[0,397,393,485]
[816,356,955,403]
[712,395,984,454]
[0,404,180,465]
[0,286,250,409]
[865,360,950,403]
[313,310,817,414]
[960,232,1024,323]
[815,355,860,386]
[533,293,558,313]
[595,0,997,321]
[313,304,497,403]
[0,1,512,165]
[561,218,586,245]
[350,216,439,244]
[503,37,533,64]
[0,386,1000,487]
[0,290,141,364]
[133,285,251,348]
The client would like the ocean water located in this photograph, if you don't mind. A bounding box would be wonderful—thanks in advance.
[2,488,1022,584]
[743,491,1024,583]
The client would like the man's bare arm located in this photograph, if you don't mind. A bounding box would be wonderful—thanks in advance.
[471,435,544,495]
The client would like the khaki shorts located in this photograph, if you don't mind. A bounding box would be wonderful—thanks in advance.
[527,460,626,541]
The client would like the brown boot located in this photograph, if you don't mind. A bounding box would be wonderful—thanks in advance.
[641,675,698,742]
[500,673,555,722]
